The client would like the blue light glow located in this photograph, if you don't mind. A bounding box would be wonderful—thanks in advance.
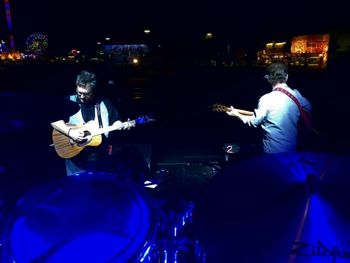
[5,174,155,262]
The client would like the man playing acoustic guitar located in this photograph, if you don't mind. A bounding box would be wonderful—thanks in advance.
[51,70,135,176]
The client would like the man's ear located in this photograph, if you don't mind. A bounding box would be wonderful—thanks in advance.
[285,74,289,82]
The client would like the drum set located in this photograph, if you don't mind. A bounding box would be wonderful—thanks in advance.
[0,172,207,263]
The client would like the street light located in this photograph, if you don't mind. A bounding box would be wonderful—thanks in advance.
[205,33,213,40]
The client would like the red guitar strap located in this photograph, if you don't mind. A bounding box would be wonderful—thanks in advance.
[273,87,312,130]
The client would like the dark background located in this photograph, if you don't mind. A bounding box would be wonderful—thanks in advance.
[2,0,349,54]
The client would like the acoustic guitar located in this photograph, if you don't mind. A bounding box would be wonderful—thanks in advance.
[52,115,154,159]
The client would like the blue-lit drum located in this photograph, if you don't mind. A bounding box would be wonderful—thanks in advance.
[4,173,156,263]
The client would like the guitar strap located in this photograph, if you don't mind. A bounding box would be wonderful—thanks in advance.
[273,87,312,130]
[95,103,103,128]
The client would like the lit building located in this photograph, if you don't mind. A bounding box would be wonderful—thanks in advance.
[289,34,330,69]
[257,34,330,70]
[99,44,149,66]
[256,41,289,65]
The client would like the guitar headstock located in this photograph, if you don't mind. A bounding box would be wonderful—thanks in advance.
[135,114,155,125]
[210,103,230,113]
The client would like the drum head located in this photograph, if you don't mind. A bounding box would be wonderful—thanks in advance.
[4,173,155,263]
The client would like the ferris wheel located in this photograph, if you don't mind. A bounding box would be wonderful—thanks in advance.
[25,33,49,55]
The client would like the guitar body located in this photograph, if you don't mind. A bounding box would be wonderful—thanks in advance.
[52,123,103,159]
[52,115,155,159]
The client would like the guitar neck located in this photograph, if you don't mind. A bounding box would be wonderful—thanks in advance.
[236,109,254,116]
[89,120,134,136]
[91,125,118,136]
[223,106,253,116]
[212,104,254,116]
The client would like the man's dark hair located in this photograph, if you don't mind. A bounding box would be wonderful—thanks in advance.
[76,70,97,89]
[266,62,288,86]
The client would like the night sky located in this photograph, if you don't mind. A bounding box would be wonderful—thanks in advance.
[2,0,350,54]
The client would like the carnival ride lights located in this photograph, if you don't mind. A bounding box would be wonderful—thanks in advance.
[4,0,15,50]
[25,33,49,56]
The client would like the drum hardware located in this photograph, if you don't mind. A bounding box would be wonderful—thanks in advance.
[147,237,207,263]
[144,200,207,263]
[144,179,159,189]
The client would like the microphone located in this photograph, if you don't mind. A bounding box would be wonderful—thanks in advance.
[262,74,269,80]
[108,80,115,86]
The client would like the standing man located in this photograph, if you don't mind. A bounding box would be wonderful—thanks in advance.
[51,70,134,176]
[226,62,312,154]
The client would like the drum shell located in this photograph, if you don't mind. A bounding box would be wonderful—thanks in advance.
[3,173,156,263]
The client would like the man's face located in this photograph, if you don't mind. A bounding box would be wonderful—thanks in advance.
[76,85,94,104]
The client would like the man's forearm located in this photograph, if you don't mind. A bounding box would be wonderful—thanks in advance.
[51,120,71,135]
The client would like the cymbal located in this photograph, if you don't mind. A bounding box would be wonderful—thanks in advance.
[194,151,350,262]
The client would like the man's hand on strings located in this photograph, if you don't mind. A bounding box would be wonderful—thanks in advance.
[122,119,136,130]
[226,106,240,117]
[111,120,135,130]
[68,128,87,142]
